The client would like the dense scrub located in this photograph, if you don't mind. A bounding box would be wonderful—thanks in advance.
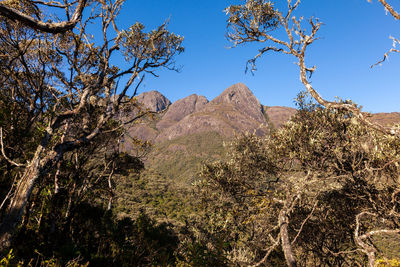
[196,94,400,266]
[2,87,400,266]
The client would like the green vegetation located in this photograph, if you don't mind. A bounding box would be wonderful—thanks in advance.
[195,93,400,266]
[1,0,400,266]
[149,131,226,184]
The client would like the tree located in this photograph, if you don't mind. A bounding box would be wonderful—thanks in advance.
[198,94,400,266]
[0,0,183,251]
[225,0,400,138]
[224,3,400,262]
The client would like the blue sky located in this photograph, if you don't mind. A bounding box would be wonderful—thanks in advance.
[114,0,400,113]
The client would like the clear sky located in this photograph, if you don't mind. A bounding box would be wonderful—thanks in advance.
[114,0,400,113]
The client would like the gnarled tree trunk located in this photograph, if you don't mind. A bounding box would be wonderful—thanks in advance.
[0,146,56,252]
[279,209,297,267]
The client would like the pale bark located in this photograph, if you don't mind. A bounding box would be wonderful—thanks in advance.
[279,209,297,267]
[354,212,377,267]
[354,212,400,267]
[0,0,87,34]
[0,143,56,251]
[0,153,40,249]
[376,0,400,20]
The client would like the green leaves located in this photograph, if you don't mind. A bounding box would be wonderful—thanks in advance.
[226,0,279,44]
[119,22,184,65]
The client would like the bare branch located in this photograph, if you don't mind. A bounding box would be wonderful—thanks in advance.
[354,212,400,267]
[375,0,400,20]
[0,127,26,167]
[0,0,87,33]
[291,200,318,245]
[250,234,281,267]
[371,36,400,68]
[228,0,400,138]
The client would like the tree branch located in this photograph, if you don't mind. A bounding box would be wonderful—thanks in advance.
[0,0,87,33]
[376,0,400,20]
[0,127,26,167]
[250,234,281,267]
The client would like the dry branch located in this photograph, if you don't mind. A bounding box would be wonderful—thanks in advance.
[0,0,87,33]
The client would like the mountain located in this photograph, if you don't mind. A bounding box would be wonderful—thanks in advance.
[211,83,266,123]
[135,90,171,112]
[121,84,400,184]
[264,106,297,128]
[370,112,400,127]
[120,83,272,183]
[155,83,267,142]
[121,91,171,151]
[156,94,209,130]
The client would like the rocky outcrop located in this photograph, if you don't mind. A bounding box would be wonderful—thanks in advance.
[211,83,265,123]
[155,83,267,142]
[157,94,208,130]
[119,91,171,149]
[135,90,171,112]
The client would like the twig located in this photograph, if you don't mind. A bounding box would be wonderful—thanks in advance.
[0,173,19,211]
[291,200,318,245]
[250,234,281,267]
[0,127,26,167]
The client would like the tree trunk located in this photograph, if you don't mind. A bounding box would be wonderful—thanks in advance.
[0,147,55,252]
[279,209,297,267]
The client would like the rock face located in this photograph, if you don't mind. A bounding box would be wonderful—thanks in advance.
[211,83,265,123]
[121,91,171,149]
[156,94,208,130]
[135,90,171,112]
[155,83,267,142]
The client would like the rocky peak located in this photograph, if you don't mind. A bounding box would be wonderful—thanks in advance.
[135,90,171,112]
[157,94,208,130]
[211,83,265,123]
[155,83,269,142]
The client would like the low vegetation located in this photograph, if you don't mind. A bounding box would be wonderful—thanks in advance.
[1,0,400,266]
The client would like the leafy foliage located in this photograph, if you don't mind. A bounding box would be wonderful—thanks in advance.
[195,93,400,266]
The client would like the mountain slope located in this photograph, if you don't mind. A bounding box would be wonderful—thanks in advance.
[370,112,400,126]
[155,83,268,142]
[156,94,208,130]
[264,106,297,128]
[122,84,400,186]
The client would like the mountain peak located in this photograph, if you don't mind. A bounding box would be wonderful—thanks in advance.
[136,90,171,112]
[156,94,209,130]
[212,83,251,103]
[211,83,265,123]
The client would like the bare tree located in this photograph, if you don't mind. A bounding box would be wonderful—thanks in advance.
[0,0,183,250]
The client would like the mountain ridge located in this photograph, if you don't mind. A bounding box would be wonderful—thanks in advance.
[120,83,400,185]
